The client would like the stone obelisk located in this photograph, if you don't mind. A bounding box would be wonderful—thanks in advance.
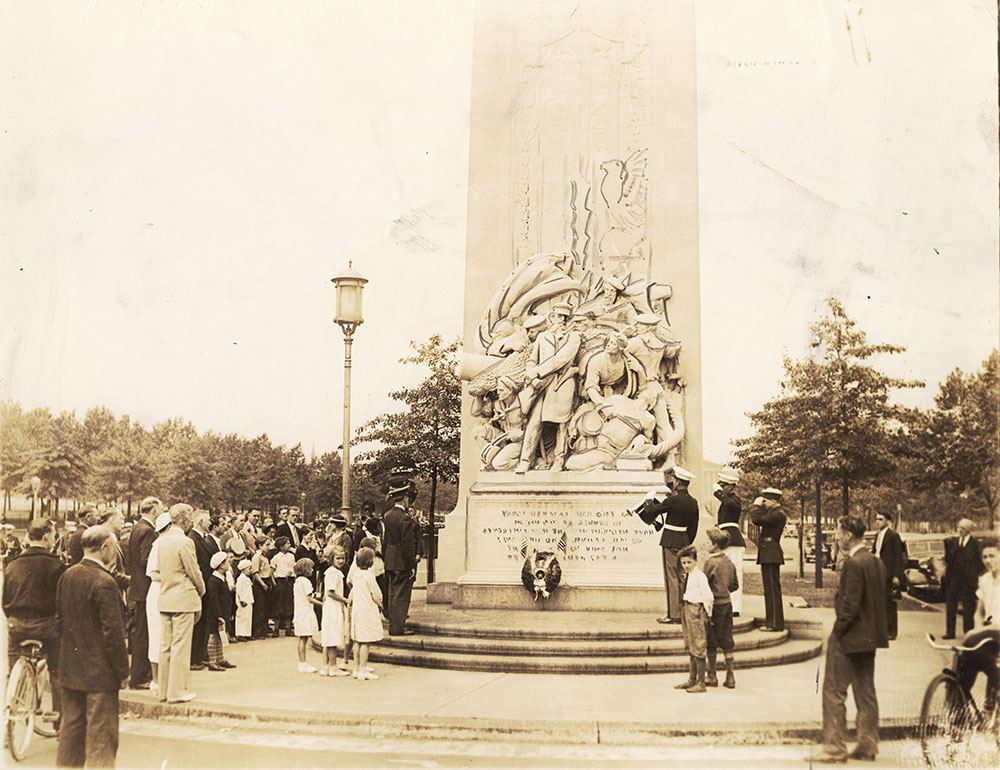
[431,0,704,611]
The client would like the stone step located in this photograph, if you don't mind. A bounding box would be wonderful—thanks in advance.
[368,638,823,674]
[405,614,758,641]
[380,627,789,657]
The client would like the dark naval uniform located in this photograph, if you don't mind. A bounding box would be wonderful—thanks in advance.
[715,491,745,548]
[750,501,786,631]
[646,490,699,621]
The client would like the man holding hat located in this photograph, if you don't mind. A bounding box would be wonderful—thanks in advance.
[383,480,419,635]
[642,466,700,624]
[516,303,582,473]
[750,487,787,632]
[126,496,162,689]
[713,473,745,615]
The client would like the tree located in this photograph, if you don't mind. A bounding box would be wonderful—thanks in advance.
[355,335,462,523]
[912,350,1000,527]
[735,298,921,516]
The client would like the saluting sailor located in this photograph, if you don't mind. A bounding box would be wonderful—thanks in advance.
[713,472,745,616]
[640,466,700,624]
[749,486,787,632]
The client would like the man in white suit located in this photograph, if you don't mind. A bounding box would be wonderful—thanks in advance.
[156,503,205,703]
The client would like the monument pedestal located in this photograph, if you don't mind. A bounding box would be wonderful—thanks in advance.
[436,471,676,611]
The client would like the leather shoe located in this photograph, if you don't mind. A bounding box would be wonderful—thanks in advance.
[848,748,877,761]
[942,635,956,640]
[656,616,680,624]
[207,664,226,672]
[390,629,416,636]
[810,750,847,764]
[190,663,205,671]
[219,661,236,669]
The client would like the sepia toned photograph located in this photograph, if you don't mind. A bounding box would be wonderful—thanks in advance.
[1,1,998,768]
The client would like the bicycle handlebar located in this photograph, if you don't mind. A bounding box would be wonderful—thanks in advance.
[925,631,997,653]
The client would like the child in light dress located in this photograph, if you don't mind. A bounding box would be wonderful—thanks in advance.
[349,546,384,680]
[292,557,322,673]
[234,559,254,641]
[320,546,350,677]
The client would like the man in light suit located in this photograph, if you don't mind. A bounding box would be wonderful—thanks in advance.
[516,304,582,473]
[55,525,129,768]
[126,496,161,689]
[157,504,205,703]
[872,510,906,640]
[943,518,984,639]
[383,484,418,636]
[815,514,889,763]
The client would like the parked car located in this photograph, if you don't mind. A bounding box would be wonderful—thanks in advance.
[902,534,945,603]
[805,529,835,569]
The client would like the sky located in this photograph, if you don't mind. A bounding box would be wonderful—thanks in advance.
[2,0,997,466]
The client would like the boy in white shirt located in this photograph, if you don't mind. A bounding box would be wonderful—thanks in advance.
[674,545,713,694]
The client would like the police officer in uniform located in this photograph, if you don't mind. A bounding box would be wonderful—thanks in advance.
[638,466,699,624]
[749,487,786,632]
[713,472,745,616]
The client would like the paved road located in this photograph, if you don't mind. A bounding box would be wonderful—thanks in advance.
[13,715,980,769]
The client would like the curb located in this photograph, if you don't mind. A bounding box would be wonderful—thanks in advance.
[119,693,920,746]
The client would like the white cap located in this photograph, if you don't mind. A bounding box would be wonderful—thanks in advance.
[672,466,695,482]
[718,472,739,484]
[237,559,252,571]
[154,513,172,532]
[762,487,783,497]
[210,552,228,569]
[227,537,247,555]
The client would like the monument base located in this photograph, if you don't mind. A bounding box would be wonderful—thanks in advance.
[439,582,666,612]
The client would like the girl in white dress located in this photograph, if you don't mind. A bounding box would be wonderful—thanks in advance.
[320,546,350,676]
[144,512,172,696]
[234,559,254,640]
[349,546,384,681]
[292,558,321,672]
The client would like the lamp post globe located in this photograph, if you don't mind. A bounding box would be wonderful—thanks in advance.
[331,262,367,523]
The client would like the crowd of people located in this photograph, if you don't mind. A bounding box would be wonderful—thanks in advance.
[1,472,425,766]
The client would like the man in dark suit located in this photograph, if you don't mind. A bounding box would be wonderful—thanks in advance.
[126,496,161,689]
[872,510,906,640]
[66,505,99,565]
[713,472,745,615]
[943,518,984,639]
[639,466,699,624]
[383,484,418,635]
[749,487,787,632]
[187,511,218,668]
[275,508,303,550]
[815,515,889,763]
[55,525,129,768]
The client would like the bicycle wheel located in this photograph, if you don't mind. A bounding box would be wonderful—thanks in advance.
[32,660,59,738]
[920,672,972,768]
[5,658,35,761]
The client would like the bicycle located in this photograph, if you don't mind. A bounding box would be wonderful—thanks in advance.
[919,631,999,769]
[4,639,59,761]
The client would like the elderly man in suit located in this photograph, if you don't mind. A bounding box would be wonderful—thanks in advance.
[157,504,205,703]
[187,511,217,668]
[55,525,129,768]
[872,510,906,641]
[814,515,889,763]
[943,518,984,639]
[126,496,161,689]
[750,487,787,632]
[383,484,419,636]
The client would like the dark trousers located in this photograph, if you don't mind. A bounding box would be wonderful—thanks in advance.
[661,546,682,620]
[57,688,119,768]
[945,581,976,637]
[821,634,878,758]
[387,569,413,635]
[706,602,734,654]
[251,582,270,638]
[886,596,898,639]
[191,606,208,665]
[761,563,784,631]
[128,601,151,686]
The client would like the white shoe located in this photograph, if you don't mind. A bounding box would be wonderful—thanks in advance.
[331,668,351,677]
[297,663,318,673]
[360,671,380,680]
[318,666,329,677]
[337,662,350,671]
[149,681,159,695]
[167,692,196,703]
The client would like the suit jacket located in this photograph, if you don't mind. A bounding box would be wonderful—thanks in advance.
[713,490,746,548]
[56,559,129,691]
[275,522,303,549]
[189,529,219,587]
[944,536,983,591]
[383,505,417,572]
[872,528,906,584]
[204,574,230,630]
[833,547,889,653]
[647,490,699,549]
[127,516,157,602]
[157,527,206,613]
[750,503,786,565]
[67,528,85,565]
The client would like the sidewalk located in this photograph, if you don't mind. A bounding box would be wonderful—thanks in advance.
[120,599,947,745]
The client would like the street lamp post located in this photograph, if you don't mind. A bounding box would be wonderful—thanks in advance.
[30,476,41,523]
[331,262,367,524]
